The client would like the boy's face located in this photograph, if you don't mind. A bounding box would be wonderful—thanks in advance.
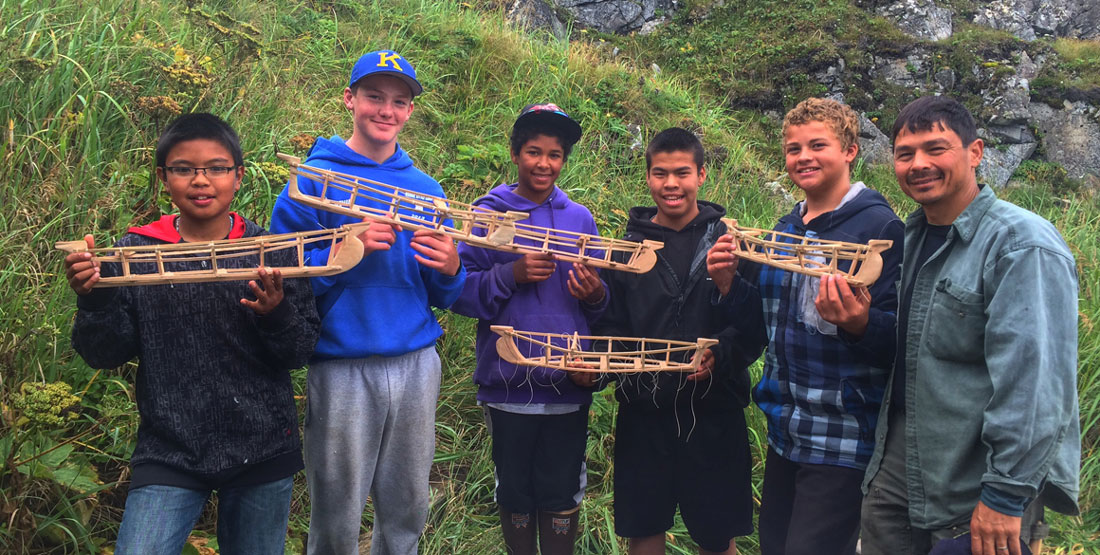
[893,122,983,219]
[343,74,414,153]
[646,150,704,227]
[783,120,857,196]
[511,133,565,203]
[156,138,242,226]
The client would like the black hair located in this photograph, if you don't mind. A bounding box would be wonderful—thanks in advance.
[155,113,244,168]
[891,96,978,147]
[509,125,577,161]
[645,127,705,171]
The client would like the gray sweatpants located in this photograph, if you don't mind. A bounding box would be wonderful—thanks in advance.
[305,347,442,555]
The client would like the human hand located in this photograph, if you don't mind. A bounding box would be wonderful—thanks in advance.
[814,274,871,337]
[64,235,101,295]
[686,347,715,381]
[970,501,1023,555]
[411,230,460,276]
[513,253,556,284]
[706,234,740,296]
[566,358,600,387]
[353,219,397,255]
[567,263,605,304]
[241,267,285,315]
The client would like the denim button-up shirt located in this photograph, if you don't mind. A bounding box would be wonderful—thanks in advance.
[863,185,1080,528]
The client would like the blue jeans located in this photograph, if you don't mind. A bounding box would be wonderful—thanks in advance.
[114,477,293,555]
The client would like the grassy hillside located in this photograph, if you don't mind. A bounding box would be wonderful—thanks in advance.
[0,0,1095,552]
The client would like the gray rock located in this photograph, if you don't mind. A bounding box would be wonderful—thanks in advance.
[639,18,667,35]
[876,0,953,41]
[554,0,678,34]
[1015,50,1040,80]
[858,114,894,167]
[507,0,567,39]
[978,141,1037,188]
[627,124,644,151]
[988,75,1032,123]
[934,68,956,90]
[815,61,847,94]
[762,178,797,206]
[1028,102,1100,180]
[880,58,918,87]
[971,0,1099,41]
[984,123,1036,144]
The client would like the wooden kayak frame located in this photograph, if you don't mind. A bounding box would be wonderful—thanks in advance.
[491,325,717,373]
[721,218,892,287]
[280,153,663,274]
[55,224,368,287]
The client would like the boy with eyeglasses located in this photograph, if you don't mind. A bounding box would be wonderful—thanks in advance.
[269,50,465,553]
[64,112,320,553]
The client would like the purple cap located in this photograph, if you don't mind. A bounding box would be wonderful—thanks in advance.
[349,50,423,97]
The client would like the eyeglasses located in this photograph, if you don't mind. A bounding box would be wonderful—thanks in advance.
[162,166,238,178]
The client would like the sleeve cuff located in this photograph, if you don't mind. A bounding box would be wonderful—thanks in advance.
[981,484,1030,517]
[76,288,119,311]
[256,297,295,330]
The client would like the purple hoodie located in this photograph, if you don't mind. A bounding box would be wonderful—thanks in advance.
[450,183,608,404]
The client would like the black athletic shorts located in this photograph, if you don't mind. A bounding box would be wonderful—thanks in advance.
[613,405,754,552]
[485,406,589,513]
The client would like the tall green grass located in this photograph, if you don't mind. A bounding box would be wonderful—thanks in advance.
[0,0,1095,552]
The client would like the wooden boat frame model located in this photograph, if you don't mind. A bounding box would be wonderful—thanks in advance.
[55,224,368,288]
[721,218,892,287]
[491,325,718,374]
[279,153,663,274]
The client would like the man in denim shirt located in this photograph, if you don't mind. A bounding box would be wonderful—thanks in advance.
[859,96,1080,555]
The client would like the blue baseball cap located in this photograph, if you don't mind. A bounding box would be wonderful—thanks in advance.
[513,103,583,146]
[348,50,423,97]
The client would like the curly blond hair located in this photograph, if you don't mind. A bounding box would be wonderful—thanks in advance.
[782,97,860,150]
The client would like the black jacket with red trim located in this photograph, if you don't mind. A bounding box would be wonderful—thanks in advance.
[70,214,320,475]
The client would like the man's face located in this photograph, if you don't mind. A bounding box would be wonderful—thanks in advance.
[343,74,414,151]
[893,122,983,221]
[646,150,704,228]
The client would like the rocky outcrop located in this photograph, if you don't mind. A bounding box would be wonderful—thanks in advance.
[874,0,1098,41]
[875,0,953,40]
[858,113,893,167]
[507,0,567,39]
[979,140,1038,188]
[851,38,1099,185]
[554,0,677,34]
[972,0,1100,41]
[1028,102,1100,185]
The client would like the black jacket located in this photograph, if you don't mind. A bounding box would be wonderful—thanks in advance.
[71,216,320,475]
[595,201,766,412]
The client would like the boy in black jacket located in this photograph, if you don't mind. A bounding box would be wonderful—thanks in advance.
[64,113,320,554]
[575,128,765,554]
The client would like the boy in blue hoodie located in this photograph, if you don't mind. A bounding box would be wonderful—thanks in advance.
[707,98,904,555]
[269,50,465,554]
[450,104,607,555]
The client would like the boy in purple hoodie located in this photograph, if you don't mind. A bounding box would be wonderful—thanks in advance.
[450,104,608,554]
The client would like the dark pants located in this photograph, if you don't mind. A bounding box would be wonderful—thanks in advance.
[860,410,1046,555]
[758,446,864,555]
[485,406,589,513]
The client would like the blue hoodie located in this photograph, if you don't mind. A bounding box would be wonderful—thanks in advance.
[269,136,466,360]
[450,184,608,405]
